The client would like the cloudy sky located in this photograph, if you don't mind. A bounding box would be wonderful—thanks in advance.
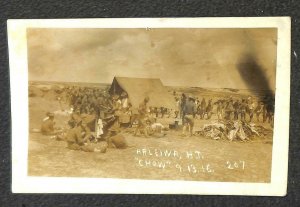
[27,28,277,90]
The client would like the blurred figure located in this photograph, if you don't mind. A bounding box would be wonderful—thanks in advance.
[175,97,181,118]
[225,98,234,120]
[240,99,247,122]
[247,97,255,122]
[255,101,264,122]
[41,112,56,135]
[134,96,150,137]
[199,97,206,119]
[216,101,223,121]
[66,118,92,151]
[182,96,196,137]
[233,100,240,120]
[180,93,187,120]
[205,99,213,119]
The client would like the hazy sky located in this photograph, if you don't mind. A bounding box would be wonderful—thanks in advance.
[27,28,277,89]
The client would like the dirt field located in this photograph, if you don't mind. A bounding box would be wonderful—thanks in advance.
[28,86,273,183]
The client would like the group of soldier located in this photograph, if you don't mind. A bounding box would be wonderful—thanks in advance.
[176,94,274,123]
[40,86,131,151]
[40,86,275,149]
[64,86,113,116]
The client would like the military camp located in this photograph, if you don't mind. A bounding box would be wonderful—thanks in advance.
[28,77,274,182]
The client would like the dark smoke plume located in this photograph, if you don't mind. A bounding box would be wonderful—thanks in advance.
[237,52,275,104]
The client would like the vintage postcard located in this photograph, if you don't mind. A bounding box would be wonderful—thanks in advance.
[8,17,290,195]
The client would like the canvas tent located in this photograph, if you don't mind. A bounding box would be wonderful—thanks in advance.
[109,77,176,109]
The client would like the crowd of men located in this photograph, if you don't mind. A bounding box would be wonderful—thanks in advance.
[175,93,275,136]
[41,86,168,150]
[176,94,274,121]
[40,86,275,149]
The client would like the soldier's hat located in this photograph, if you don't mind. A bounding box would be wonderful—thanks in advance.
[121,91,128,97]
[144,96,150,102]
[112,94,120,100]
[188,95,195,100]
[46,112,54,117]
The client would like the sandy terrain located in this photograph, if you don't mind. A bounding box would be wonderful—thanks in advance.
[28,86,273,183]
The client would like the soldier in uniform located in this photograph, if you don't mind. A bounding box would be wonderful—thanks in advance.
[255,101,264,122]
[233,100,240,120]
[180,93,187,120]
[247,97,255,122]
[199,97,206,119]
[216,101,223,121]
[182,96,196,137]
[134,96,150,137]
[240,99,247,122]
[205,99,213,119]
[65,116,92,151]
[68,108,81,128]
[41,112,56,135]
[174,97,180,118]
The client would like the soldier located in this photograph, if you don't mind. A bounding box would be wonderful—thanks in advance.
[199,97,206,119]
[41,112,56,135]
[205,99,213,119]
[174,97,181,118]
[240,99,247,122]
[65,117,92,151]
[68,108,81,128]
[233,100,240,120]
[111,94,122,128]
[182,96,196,137]
[265,101,274,125]
[255,101,264,122]
[180,93,187,120]
[225,98,234,120]
[216,101,223,121]
[134,96,150,137]
[120,92,129,111]
[247,97,255,122]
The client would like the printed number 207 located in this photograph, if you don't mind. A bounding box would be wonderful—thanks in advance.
[226,161,245,170]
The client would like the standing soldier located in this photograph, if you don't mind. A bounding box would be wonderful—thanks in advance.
[174,97,181,118]
[180,93,187,120]
[240,99,247,122]
[255,101,264,122]
[134,96,150,137]
[205,99,213,119]
[225,98,234,120]
[182,96,196,137]
[200,97,206,119]
[265,100,274,125]
[216,101,223,121]
[233,99,240,120]
[111,94,122,128]
[247,97,255,122]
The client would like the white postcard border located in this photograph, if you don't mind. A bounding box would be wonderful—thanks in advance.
[8,17,291,196]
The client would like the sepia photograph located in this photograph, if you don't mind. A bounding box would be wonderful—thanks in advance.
[8,18,290,195]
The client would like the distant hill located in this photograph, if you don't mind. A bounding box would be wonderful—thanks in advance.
[166,86,273,100]
[29,81,110,88]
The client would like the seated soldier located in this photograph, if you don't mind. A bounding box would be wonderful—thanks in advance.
[65,118,92,151]
[41,112,56,135]
[107,133,128,149]
[68,108,81,128]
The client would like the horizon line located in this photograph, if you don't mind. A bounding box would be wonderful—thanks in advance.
[29,80,274,91]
